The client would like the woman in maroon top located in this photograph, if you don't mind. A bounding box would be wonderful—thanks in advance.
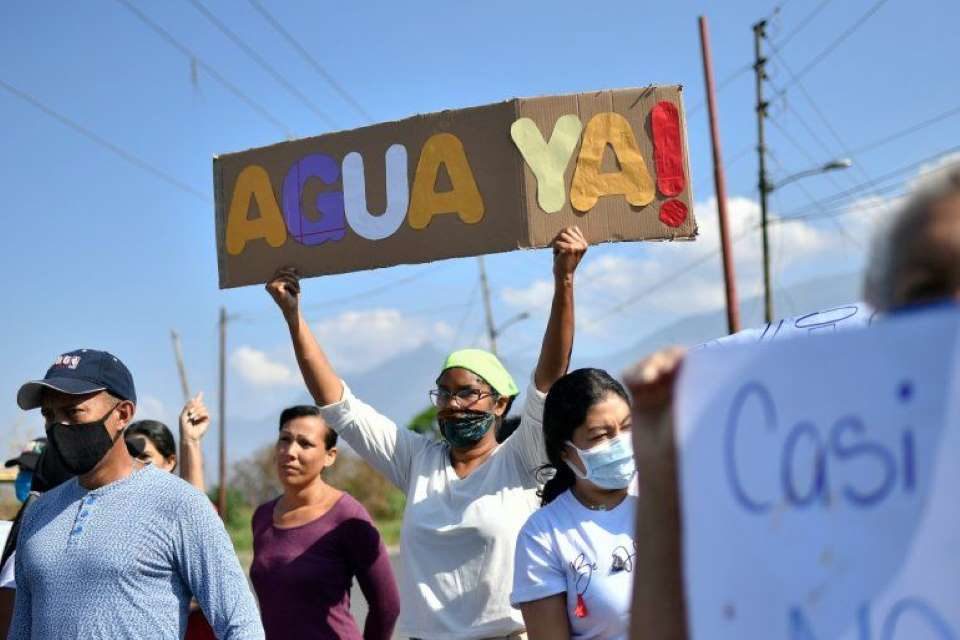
[251,405,400,639]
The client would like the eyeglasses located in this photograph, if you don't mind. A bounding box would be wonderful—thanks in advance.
[428,388,496,408]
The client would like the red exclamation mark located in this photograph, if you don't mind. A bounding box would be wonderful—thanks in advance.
[651,101,688,228]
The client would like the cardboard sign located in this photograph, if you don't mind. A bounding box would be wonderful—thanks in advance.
[677,307,960,639]
[213,86,696,288]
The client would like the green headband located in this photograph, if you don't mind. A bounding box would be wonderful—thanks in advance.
[441,349,519,397]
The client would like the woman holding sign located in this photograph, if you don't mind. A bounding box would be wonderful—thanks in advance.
[511,368,637,640]
[267,226,587,639]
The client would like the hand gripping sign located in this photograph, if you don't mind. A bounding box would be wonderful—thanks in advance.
[213,86,695,288]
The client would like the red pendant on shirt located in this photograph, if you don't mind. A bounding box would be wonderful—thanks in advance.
[575,594,589,618]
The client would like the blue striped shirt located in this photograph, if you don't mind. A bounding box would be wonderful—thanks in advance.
[9,463,263,639]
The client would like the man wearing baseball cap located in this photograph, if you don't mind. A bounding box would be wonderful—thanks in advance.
[8,349,264,640]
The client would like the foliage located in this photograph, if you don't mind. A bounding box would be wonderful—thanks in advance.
[208,485,255,553]
[407,405,440,440]
[227,443,284,508]
[325,455,405,521]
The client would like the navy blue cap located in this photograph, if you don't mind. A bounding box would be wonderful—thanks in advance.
[17,349,137,410]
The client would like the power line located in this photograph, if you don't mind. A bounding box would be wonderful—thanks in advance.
[687,64,752,117]
[777,145,960,220]
[766,47,871,185]
[0,77,209,202]
[771,0,835,49]
[246,0,375,124]
[846,104,960,156]
[186,0,338,129]
[114,0,294,138]
[584,229,754,329]
[782,0,890,89]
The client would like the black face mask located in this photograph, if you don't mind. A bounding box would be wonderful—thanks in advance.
[45,404,122,476]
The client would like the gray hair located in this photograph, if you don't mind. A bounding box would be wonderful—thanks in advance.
[863,164,960,311]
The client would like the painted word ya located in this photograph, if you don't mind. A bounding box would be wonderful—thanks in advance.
[225,106,685,255]
[790,599,955,639]
[724,382,917,513]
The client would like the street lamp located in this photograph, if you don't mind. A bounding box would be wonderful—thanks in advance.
[759,158,854,323]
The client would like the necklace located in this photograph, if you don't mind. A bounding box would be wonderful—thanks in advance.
[584,502,608,511]
[572,488,612,511]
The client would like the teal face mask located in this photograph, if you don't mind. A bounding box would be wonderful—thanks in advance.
[439,411,496,448]
[565,432,636,490]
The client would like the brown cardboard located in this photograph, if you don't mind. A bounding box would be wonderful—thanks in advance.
[214,86,696,288]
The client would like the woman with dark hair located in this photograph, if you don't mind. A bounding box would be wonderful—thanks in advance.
[250,405,399,640]
[266,227,587,639]
[125,392,210,490]
[511,368,636,640]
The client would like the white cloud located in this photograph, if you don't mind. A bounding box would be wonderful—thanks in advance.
[502,280,553,309]
[312,308,453,374]
[136,394,172,424]
[231,346,299,388]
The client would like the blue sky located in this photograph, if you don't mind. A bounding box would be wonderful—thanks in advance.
[2,0,958,466]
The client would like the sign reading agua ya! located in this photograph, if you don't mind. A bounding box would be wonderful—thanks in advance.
[213,86,695,288]
[677,307,960,640]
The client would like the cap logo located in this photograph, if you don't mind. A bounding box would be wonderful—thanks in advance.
[53,355,81,369]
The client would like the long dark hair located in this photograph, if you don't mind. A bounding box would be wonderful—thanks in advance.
[126,420,176,459]
[539,368,629,506]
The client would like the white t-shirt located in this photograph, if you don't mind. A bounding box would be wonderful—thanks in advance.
[511,490,637,640]
[0,552,14,589]
[319,380,548,640]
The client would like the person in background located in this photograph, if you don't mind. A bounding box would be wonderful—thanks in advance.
[3,439,45,506]
[251,405,400,639]
[266,226,587,639]
[126,392,210,490]
[9,348,263,639]
[623,164,960,640]
[125,393,214,640]
[0,438,50,635]
[512,369,636,640]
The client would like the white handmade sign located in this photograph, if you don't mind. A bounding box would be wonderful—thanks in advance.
[677,305,960,639]
[697,303,876,350]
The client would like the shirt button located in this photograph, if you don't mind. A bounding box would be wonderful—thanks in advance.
[79,511,89,518]
[72,527,83,535]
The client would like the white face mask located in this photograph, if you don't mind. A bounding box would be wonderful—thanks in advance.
[565,432,636,490]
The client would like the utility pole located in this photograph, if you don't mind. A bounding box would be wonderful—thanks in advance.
[170,330,191,404]
[753,19,774,324]
[217,307,227,517]
[477,256,498,356]
[699,15,741,335]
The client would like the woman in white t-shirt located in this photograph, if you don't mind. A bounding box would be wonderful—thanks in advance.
[266,227,588,640]
[511,368,636,640]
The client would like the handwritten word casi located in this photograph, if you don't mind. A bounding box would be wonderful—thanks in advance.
[724,381,917,513]
[224,107,683,256]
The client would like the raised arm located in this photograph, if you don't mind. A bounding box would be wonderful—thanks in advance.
[266,267,344,406]
[623,347,688,640]
[179,392,210,491]
[533,226,587,393]
[267,268,424,490]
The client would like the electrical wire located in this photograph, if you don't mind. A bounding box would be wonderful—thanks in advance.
[770,0,835,49]
[114,0,294,138]
[186,0,338,128]
[0,77,210,202]
[776,146,960,220]
[781,0,890,89]
[845,104,960,156]
[246,0,375,123]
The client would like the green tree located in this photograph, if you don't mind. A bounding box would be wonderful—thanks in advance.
[407,405,439,440]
